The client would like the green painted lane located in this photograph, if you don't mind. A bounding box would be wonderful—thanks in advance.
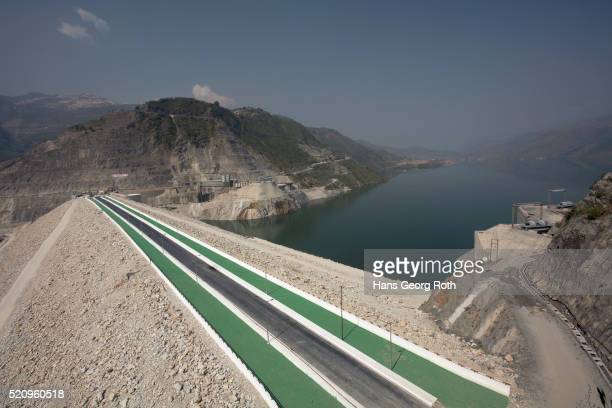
[93,198,342,408]
[108,197,509,408]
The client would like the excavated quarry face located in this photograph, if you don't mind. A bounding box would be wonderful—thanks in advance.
[0,102,275,224]
[0,101,274,224]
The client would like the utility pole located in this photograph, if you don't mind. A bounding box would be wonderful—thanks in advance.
[340,286,344,340]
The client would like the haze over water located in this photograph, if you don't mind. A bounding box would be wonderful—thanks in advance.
[210,162,606,269]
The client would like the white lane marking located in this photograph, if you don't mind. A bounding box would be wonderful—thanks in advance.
[90,198,280,408]
[109,195,511,397]
[108,197,434,407]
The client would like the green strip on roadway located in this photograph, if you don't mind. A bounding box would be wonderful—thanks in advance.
[109,197,509,408]
[93,198,342,408]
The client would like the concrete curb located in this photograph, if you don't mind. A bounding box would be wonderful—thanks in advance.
[90,198,279,408]
[109,197,434,407]
[109,196,511,397]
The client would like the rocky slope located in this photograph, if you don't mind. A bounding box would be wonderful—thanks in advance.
[308,127,399,172]
[0,98,386,224]
[0,199,263,407]
[420,243,548,363]
[422,173,611,359]
[0,201,72,300]
[530,172,612,369]
[421,173,612,406]
[178,182,308,221]
[0,93,132,161]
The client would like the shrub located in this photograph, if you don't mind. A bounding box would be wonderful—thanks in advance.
[585,206,606,220]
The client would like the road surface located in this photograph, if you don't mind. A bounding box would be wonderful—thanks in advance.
[98,197,429,408]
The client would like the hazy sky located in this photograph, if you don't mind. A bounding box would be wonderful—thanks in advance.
[2,1,612,149]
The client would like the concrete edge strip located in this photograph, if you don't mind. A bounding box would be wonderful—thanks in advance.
[144,234,364,408]
[95,198,360,408]
[109,196,511,397]
[98,198,364,408]
[113,199,435,407]
[0,200,76,330]
[110,196,510,396]
[88,199,279,408]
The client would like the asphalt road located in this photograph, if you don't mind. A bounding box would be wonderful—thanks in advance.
[98,197,428,408]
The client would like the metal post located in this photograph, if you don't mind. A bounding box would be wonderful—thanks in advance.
[340,286,344,340]
[388,322,393,368]
[540,202,543,219]
[496,240,499,261]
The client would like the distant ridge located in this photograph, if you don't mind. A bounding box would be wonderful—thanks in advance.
[469,114,612,167]
[357,139,462,161]
[0,92,133,160]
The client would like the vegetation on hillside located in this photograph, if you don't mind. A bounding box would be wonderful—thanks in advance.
[135,112,178,149]
[238,112,320,172]
[144,98,239,130]
[308,127,396,172]
[174,116,216,148]
[293,160,383,190]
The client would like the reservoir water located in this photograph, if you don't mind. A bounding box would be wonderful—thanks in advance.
[209,161,606,269]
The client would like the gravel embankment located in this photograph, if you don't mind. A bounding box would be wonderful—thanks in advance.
[116,196,518,397]
[0,199,264,408]
[0,200,72,299]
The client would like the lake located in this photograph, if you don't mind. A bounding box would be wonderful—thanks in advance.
[209,161,607,269]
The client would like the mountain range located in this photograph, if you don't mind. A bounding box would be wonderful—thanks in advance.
[0,98,404,223]
[468,115,612,167]
[0,92,133,160]
[357,139,462,161]
[1,92,609,224]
